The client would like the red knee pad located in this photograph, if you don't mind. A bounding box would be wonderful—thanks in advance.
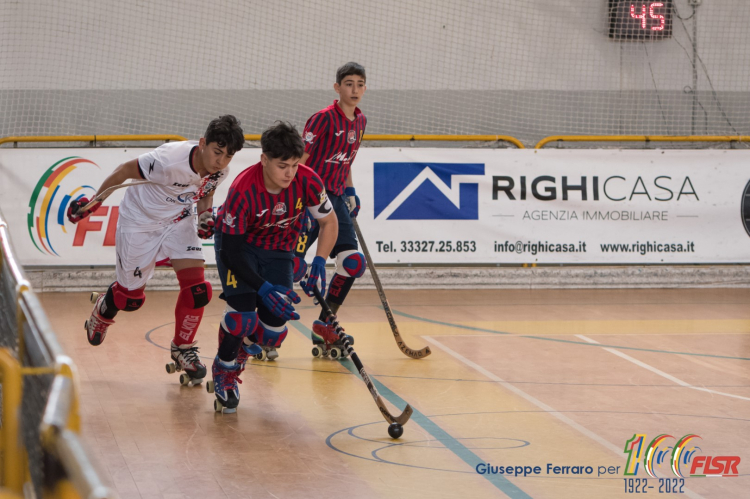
[111,282,146,311]
[176,267,213,308]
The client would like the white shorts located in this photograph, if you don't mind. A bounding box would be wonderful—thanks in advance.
[115,218,204,289]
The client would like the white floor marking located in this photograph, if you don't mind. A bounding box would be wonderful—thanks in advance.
[423,335,706,499]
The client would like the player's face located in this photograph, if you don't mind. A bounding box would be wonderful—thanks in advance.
[261,153,300,191]
[199,138,234,175]
[334,75,366,107]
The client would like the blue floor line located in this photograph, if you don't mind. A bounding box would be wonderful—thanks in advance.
[289,320,533,499]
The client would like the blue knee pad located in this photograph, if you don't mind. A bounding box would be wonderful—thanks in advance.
[221,309,258,338]
[255,321,288,347]
[336,250,366,278]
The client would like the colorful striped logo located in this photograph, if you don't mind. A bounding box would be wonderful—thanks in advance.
[671,434,701,477]
[27,156,100,255]
[644,434,674,477]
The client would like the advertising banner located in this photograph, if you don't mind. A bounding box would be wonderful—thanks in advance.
[1,147,748,266]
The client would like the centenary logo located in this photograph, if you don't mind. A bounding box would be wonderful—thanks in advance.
[373,162,485,220]
[27,156,102,255]
[742,180,750,237]
[624,433,740,478]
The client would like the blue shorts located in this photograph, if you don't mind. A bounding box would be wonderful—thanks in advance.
[294,192,357,259]
[214,230,293,314]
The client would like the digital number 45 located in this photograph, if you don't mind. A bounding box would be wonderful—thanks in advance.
[630,2,666,31]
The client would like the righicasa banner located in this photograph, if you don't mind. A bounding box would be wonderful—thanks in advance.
[1,147,748,266]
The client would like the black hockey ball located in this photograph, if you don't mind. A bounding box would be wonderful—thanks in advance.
[388,423,403,439]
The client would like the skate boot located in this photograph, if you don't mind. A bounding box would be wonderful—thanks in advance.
[235,339,263,372]
[206,356,242,413]
[165,341,206,386]
[311,319,354,360]
[84,292,115,346]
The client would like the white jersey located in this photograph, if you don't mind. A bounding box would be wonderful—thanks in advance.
[118,141,229,232]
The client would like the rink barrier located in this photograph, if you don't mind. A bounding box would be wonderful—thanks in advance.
[535,135,750,149]
[0,135,186,147]
[245,133,526,149]
[0,208,114,498]
[0,134,525,149]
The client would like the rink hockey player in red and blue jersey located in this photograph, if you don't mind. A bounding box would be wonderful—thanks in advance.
[209,122,338,413]
[293,62,369,356]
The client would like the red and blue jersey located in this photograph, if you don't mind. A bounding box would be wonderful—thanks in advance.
[302,100,367,196]
[217,162,328,251]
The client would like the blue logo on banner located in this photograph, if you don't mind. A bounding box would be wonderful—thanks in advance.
[374,162,485,220]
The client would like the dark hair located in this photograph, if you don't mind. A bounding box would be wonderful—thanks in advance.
[336,62,366,85]
[204,115,245,155]
[260,121,304,161]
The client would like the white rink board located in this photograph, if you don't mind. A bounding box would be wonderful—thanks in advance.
[1,147,749,266]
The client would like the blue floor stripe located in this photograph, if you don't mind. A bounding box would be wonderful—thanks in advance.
[289,320,533,499]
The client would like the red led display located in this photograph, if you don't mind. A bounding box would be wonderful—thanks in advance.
[609,1,673,40]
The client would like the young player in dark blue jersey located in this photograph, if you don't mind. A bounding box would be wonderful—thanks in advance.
[209,122,338,413]
[293,62,368,356]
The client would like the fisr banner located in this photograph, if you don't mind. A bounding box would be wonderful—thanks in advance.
[0,148,748,265]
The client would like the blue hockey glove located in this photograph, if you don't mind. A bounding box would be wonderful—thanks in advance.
[258,282,301,321]
[300,256,327,297]
[293,256,308,283]
[345,187,360,218]
[300,208,318,235]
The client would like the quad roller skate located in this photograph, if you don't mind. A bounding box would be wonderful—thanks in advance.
[206,356,242,414]
[253,345,279,361]
[248,324,287,361]
[165,341,206,386]
[84,292,114,346]
[236,339,263,366]
[311,319,354,360]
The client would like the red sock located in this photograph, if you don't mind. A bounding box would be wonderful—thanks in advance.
[174,267,212,346]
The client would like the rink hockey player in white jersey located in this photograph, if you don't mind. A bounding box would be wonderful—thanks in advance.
[67,115,245,386]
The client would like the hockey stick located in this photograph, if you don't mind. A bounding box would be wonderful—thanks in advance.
[352,219,431,359]
[79,181,154,212]
[311,285,413,426]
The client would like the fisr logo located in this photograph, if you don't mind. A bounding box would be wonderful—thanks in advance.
[374,163,484,220]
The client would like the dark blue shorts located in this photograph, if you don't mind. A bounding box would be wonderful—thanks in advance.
[294,192,357,259]
[214,230,293,315]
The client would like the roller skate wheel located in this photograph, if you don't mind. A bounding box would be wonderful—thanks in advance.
[166,363,177,374]
[266,350,278,361]
[311,346,322,357]
[89,292,99,304]
[330,348,340,359]
[259,350,268,361]
[346,335,354,346]
[213,399,222,412]
[179,373,190,386]
[206,380,215,393]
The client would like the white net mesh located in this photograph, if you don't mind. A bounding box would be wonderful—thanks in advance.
[1,0,749,147]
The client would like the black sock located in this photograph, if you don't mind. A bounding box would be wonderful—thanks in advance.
[319,275,354,321]
[100,283,120,320]
[218,326,242,362]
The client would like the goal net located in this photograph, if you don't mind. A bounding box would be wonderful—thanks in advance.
[1,0,748,147]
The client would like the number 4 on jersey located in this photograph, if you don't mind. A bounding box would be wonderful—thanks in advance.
[226,270,237,288]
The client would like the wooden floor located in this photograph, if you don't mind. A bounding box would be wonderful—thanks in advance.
[40,288,750,499]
